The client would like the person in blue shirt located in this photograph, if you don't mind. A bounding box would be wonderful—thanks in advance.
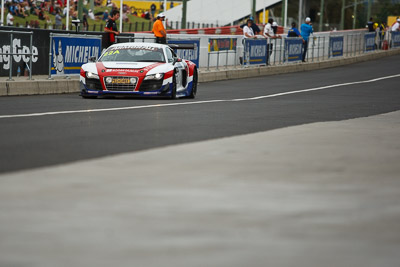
[287,22,302,38]
[300,17,313,62]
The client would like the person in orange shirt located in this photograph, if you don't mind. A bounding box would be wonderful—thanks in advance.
[152,13,167,44]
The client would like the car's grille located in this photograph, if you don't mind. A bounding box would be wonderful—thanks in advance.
[139,79,164,91]
[104,76,138,92]
[86,78,103,90]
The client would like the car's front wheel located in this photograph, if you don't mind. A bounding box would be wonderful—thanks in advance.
[170,70,177,99]
[188,68,198,99]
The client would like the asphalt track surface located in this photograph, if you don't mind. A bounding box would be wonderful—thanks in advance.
[1,55,400,174]
[0,55,400,267]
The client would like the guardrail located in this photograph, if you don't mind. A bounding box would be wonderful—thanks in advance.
[0,30,34,80]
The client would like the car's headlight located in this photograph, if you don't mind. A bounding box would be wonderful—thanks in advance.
[86,71,99,79]
[144,73,164,80]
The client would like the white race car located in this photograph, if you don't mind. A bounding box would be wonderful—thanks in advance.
[80,42,198,99]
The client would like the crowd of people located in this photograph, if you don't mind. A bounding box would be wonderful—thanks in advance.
[4,0,54,27]
[2,0,167,29]
[3,0,94,28]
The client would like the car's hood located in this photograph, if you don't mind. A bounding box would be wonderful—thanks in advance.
[101,62,159,69]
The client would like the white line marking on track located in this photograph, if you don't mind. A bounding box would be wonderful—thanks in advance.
[1,73,399,119]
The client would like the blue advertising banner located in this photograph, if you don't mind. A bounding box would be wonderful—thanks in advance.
[168,39,200,67]
[284,38,303,62]
[243,39,267,65]
[329,36,344,57]
[51,35,102,75]
[391,31,400,48]
[364,33,376,52]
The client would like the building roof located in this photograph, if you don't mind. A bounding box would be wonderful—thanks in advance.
[164,0,281,26]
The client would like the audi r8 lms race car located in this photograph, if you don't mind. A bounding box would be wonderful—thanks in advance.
[80,42,198,99]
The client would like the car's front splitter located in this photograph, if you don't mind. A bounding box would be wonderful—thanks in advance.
[80,82,175,98]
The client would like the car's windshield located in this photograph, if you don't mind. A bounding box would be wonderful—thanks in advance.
[99,47,165,63]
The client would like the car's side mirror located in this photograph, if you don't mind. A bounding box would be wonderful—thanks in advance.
[173,57,182,64]
[89,56,97,62]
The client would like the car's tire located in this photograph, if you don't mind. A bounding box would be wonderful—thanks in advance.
[188,68,198,99]
[170,70,177,99]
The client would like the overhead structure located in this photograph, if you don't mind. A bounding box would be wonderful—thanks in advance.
[163,0,282,26]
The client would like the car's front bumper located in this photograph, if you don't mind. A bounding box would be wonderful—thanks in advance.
[80,81,173,97]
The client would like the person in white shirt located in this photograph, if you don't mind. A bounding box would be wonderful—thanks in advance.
[88,9,95,20]
[243,19,257,39]
[392,18,400,32]
[263,18,281,65]
[7,12,14,26]
[241,19,257,65]
[263,19,282,40]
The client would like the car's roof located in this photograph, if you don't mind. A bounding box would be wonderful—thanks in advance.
[109,42,167,49]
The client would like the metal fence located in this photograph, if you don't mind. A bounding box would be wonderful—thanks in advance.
[0,30,34,80]
[204,30,400,70]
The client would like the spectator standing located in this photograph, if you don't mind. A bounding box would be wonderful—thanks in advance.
[7,11,14,26]
[150,2,156,18]
[241,19,257,65]
[392,18,400,32]
[152,13,167,44]
[82,14,89,31]
[122,4,130,23]
[63,5,68,17]
[366,17,374,32]
[88,9,95,20]
[104,10,120,47]
[243,19,257,39]
[272,21,280,35]
[144,10,151,20]
[391,17,399,27]
[378,22,386,49]
[263,18,281,65]
[240,16,260,35]
[300,17,313,62]
[287,22,302,39]
[102,10,109,21]
[55,10,62,29]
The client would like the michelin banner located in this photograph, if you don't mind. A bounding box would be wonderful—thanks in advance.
[51,34,102,76]
[243,39,267,66]
[285,38,303,62]
[168,39,200,67]
[329,36,344,57]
